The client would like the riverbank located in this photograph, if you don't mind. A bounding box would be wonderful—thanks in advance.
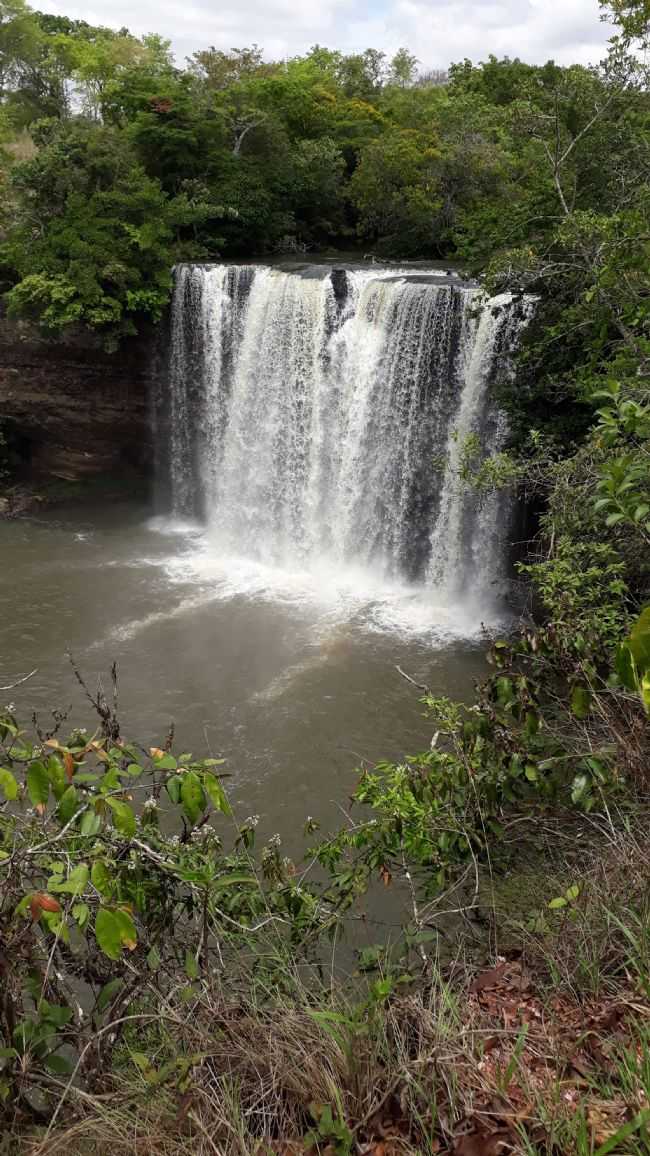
[8,819,649,1156]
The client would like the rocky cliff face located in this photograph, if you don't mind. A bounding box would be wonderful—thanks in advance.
[0,309,157,482]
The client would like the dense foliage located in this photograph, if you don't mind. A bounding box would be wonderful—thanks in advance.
[0,0,647,342]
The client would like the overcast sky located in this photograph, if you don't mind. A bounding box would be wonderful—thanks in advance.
[38,0,614,72]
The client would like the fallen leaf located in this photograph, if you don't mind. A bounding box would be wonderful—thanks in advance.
[470,964,507,993]
[453,1130,512,1156]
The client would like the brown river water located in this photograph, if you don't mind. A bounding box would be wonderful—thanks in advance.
[0,501,496,854]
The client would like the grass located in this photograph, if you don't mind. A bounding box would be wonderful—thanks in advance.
[6,821,650,1155]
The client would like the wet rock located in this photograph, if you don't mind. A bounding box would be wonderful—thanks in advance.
[0,307,158,483]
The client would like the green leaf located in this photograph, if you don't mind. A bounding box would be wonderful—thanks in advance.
[95,908,123,960]
[0,768,18,801]
[44,1053,75,1075]
[616,642,638,692]
[57,785,79,825]
[203,773,232,815]
[39,1001,73,1028]
[153,754,177,771]
[72,902,90,928]
[565,884,580,901]
[41,910,69,942]
[113,907,137,949]
[126,763,144,777]
[214,872,256,891]
[570,685,592,719]
[27,761,49,808]
[524,765,538,782]
[524,711,539,737]
[52,864,89,897]
[46,756,67,800]
[180,772,206,826]
[91,860,112,897]
[165,775,182,805]
[548,897,567,910]
[106,798,136,838]
[495,677,514,706]
[96,977,124,1013]
[146,945,161,971]
[80,808,102,837]
[618,607,650,714]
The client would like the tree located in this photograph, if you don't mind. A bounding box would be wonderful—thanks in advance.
[188,44,275,90]
[349,127,443,253]
[2,118,223,341]
[388,48,418,87]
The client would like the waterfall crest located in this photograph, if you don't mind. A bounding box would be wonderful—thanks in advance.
[160,264,528,605]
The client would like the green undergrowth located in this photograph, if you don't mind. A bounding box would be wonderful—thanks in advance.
[3,827,649,1155]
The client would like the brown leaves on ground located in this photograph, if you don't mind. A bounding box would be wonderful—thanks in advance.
[453,1130,512,1155]
[453,955,649,1151]
[226,964,648,1156]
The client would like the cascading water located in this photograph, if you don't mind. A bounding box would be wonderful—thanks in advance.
[159,263,530,615]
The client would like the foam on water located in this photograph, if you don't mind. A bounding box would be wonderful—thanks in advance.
[105,523,507,644]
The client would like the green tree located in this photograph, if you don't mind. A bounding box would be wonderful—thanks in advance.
[2,118,222,341]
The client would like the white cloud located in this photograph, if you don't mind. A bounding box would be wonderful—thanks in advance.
[37,0,613,70]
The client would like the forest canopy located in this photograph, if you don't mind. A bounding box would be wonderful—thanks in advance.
[0,0,646,342]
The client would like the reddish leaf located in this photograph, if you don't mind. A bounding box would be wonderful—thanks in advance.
[30,892,62,921]
[64,751,75,782]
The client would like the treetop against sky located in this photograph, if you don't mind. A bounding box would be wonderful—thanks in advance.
[36,0,614,73]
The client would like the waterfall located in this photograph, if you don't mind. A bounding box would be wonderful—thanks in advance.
[161,263,529,605]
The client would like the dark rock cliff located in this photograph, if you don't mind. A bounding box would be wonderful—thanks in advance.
[0,309,158,482]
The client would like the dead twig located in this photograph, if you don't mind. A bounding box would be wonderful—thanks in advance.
[0,669,38,692]
[395,665,431,695]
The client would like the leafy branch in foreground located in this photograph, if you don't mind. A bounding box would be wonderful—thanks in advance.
[0,703,328,1113]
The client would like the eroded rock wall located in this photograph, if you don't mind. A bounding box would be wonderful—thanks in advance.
[0,309,157,481]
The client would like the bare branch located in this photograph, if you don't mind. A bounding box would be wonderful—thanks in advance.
[395,665,431,695]
[0,669,38,692]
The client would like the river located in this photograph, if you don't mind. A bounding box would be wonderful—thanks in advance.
[0,500,492,849]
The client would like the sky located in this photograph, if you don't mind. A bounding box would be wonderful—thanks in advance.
[37,0,614,72]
